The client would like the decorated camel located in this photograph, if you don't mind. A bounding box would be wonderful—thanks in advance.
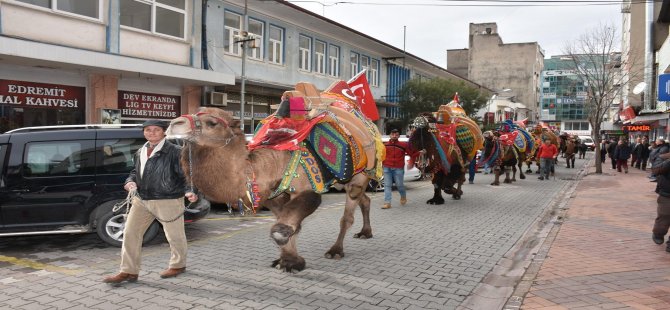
[407,96,484,204]
[478,129,520,185]
[166,81,384,272]
[498,119,536,180]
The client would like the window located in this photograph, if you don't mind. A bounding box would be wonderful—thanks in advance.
[120,0,186,39]
[101,139,144,173]
[223,11,242,55]
[315,41,326,75]
[350,52,359,78]
[299,35,311,71]
[370,58,379,86]
[248,19,264,60]
[361,55,370,78]
[329,45,339,77]
[24,142,90,177]
[268,25,283,64]
[17,0,101,19]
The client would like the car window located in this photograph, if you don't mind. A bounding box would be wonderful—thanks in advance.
[24,142,94,177]
[101,139,144,173]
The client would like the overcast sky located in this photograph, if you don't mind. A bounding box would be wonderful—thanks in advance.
[290,0,622,68]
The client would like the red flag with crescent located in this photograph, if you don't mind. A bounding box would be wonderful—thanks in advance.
[347,70,380,121]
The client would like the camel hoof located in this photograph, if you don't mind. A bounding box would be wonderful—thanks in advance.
[353,230,373,239]
[520,175,526,180]
[491,182,499,186]
[426,198,445,205]
[324,247,344,260]
[504,179,512,184]
[453,195,461,200]
[272,256,306,272]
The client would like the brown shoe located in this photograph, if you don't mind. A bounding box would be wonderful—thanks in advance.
[381,203,391,209]
[400,197,407,206]
[159,267,186,278]
[102,272,138,284]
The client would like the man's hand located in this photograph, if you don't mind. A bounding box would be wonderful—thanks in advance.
[185,192,198,202]
[124,182,137,192]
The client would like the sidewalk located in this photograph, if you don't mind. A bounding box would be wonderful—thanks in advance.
[518,162,670,309]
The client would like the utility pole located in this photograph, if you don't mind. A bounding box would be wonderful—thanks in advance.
[235,0,250,132]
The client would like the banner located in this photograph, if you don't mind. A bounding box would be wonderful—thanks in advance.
[118,90,181,119]
[347,70,380,121]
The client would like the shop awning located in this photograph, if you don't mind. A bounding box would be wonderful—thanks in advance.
[630,113,669,123]
[0,36,235,86]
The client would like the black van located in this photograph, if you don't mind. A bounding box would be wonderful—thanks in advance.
[0,124,209,246]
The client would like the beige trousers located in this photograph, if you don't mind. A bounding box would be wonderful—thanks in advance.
[119,197,187,274]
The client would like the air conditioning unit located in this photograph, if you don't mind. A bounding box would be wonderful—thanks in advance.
[210,92,227,106]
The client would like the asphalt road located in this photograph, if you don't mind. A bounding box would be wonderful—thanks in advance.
[0,154,591,310]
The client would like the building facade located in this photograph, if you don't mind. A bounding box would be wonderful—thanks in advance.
[0,0,235,133]
[447,23,544,123]
[539,56,592,135]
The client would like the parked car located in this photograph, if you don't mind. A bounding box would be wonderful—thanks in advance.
[0,124,210,247]
[578,136,595,151]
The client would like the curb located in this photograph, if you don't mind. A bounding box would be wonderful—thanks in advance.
[458,156,590,310]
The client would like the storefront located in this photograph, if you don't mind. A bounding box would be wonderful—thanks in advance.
[0,79,86,132]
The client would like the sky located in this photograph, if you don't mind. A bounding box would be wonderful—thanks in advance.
[289,0,622,68]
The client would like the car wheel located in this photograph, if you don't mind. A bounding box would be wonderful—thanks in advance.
[95,201,161,247]
[368,178,384,192]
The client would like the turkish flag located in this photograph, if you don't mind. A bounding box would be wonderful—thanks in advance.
[347,70,380,121]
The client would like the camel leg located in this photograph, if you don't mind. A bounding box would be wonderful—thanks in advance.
[491,166,501,186]
[427,172,445,205]
[511,165,517,182]
[452,173,464,200]
[504,166,512,183]
[325,174,369,259]
[270,191,321,272]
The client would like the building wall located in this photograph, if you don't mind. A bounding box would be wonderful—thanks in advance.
[455,23,543,123]
[446,49,469,78]
[626,0,647,108]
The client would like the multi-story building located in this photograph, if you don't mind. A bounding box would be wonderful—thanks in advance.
[207,0,484,133]
[539,56,592,135]
[447,23,544,123]
[619,0,670,140]
[0,0,484,134]
[0,0,234,132]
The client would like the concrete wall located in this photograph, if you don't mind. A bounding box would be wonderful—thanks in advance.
[467,28,543,121]
[446,49,469,78]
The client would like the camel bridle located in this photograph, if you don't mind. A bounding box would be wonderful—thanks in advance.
[179,111,234,147]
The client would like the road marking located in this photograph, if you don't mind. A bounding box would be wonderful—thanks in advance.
[0,255,81,276]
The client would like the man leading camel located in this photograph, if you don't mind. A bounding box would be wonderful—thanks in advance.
[103,120,198,284]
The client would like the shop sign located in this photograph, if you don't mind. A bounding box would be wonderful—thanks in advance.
[0,79,84,109]
[659,74,670,101]
[118,90,180,119]
[622,125,651,132]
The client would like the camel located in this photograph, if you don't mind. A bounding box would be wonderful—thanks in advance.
[166,82,384,272]
[479,131,520,185]
[408,102,483,204]
[498,120,536,180]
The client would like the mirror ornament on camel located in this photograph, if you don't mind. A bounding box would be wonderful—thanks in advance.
[166,81,385,272]
[407,95,484,204]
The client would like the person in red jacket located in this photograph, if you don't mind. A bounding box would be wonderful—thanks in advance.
[381,129,412,209]
[537,139,558,180]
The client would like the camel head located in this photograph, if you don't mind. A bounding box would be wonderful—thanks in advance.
[166,107,244,148]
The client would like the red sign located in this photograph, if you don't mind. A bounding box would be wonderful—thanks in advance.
[118,90,180,119]
[0,79,84,109]
[622,125,651,132]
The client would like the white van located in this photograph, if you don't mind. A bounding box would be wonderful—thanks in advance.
[578,136,595,151]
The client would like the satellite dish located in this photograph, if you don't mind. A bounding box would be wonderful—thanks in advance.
[633,82,647,95]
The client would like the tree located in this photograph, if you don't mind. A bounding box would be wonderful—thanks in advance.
[563,23,637,174]
[397,78,488,127]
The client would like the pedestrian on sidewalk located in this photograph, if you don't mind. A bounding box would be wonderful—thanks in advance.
[381,129,417,209]
[649,138,669,182]
[103,120,199,285]
[599,139,609,164]
[537,139,558,180]
[607,137,618,170]
[564,137,576,168]
[630,137,641,168]
[634,137,651,170]
[577,137,587,159]
[651,152,670,250]
[614,139,632,173]
[468,157,476,184]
